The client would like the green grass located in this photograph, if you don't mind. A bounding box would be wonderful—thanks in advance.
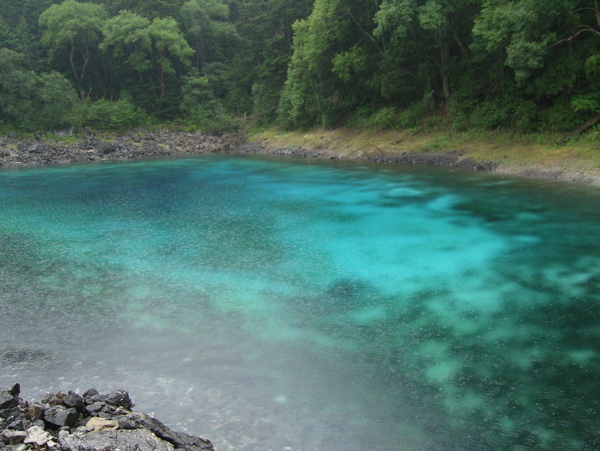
[250,124,600,184]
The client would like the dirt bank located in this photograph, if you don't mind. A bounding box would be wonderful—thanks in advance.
[248,128,600,186]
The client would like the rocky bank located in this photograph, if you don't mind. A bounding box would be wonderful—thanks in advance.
[0,128,497,173]
[0,384,213,451]
[0,129,245,168]
[233,141,499,171]
[1,128,597,185]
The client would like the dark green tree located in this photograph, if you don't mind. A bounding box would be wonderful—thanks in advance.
[39,0,107,89]
[0,49,78,130]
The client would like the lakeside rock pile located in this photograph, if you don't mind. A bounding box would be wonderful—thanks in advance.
[0,384,213,451]
[0,130,245,168]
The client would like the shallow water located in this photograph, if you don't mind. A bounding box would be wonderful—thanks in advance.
[1,155,599,450]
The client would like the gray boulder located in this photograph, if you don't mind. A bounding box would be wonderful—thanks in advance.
[59,429,175,451]
[119,412,213,450]
[94,142,118,154]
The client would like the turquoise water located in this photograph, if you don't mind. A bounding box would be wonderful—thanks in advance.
[1,155,600,450]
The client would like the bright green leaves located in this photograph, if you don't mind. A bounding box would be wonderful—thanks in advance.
[418,0,445,31]
[39,0,107,49]
[472,0,570,82]
[278,0,354,128]
[332,46,366,82]
[100,11,152,72]
[147,17,194,74]
[39,0,107,83]
[373,0,416,41]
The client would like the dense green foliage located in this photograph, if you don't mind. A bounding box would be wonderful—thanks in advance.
[0,0,598,132]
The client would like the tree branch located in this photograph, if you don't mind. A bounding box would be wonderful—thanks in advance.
[554,26,600,46]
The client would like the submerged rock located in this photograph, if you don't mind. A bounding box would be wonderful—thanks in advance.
[0,385,214,451]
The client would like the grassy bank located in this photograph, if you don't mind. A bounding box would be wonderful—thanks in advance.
[249,126,600,185]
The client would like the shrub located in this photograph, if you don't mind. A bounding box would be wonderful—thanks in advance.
[82,98,148,131]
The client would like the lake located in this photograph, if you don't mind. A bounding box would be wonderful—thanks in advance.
[1,155,599,450]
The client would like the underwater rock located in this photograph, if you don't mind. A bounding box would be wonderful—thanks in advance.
[0,385,214,451]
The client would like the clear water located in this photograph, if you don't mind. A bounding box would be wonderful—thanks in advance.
[1,155,599,450]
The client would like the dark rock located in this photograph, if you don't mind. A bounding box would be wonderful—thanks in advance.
[62,391,84,412]
[102,390,133,410]
[0,384,20,409]
[82,388,100,404]
[26,143,46,153]
[94,141,118,154]
[85,402,105,415]
[43,406,79,428]
[26,404,43,422]
[119,412,213,450]
[16,142,29,152]
[0,385,215,450]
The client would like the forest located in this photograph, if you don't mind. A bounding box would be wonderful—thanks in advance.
[0,0,599,134]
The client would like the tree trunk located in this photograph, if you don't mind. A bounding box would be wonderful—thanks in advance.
[159,56,165,99]
[558,114,600,144]
[440,28,450,102]
[69,38,79,83]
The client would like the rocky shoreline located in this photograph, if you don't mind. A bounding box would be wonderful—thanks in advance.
[0,129,245,169]
[233,141,499,171]
[1,128,597,185]
[0,384,213,451]
[0,128,497,173]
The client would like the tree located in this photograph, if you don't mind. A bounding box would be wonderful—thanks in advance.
[555,0,600,45]
[147,17,194,99]
[231,0,313,121]
[180,0,237,70]
[103,0,185,19]
[101,12,193,100]
[0,49,78,130]
[39,0,107,88]
[278,0,367,128]
[471,0,573,83]
[374,0,475,102]
[100,10,153,75]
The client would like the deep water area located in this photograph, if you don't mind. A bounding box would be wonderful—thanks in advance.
[1,155,599,450]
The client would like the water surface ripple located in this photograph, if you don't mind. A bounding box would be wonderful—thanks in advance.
[1,156,599,450]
